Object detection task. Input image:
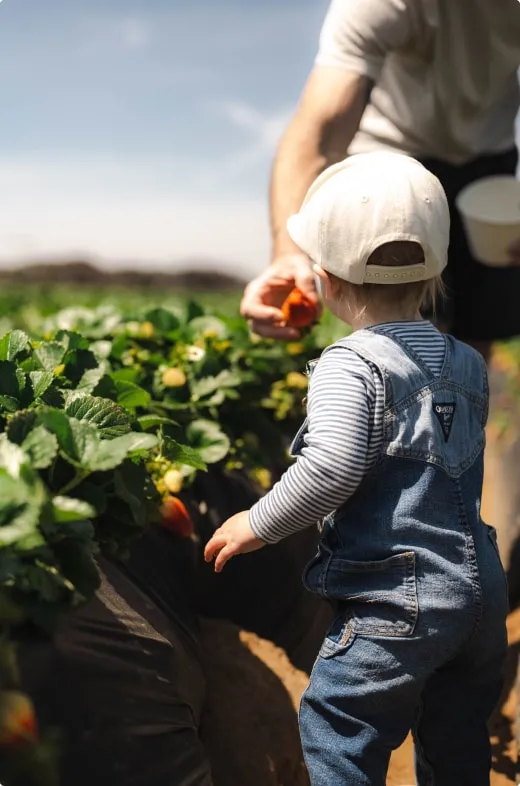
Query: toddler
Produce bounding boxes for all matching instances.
[205,152,508,786]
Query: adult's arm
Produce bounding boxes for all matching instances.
[241,0,416,339]
[241,67,371,339]
[270,66,372,261]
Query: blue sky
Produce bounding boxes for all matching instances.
[0,0,330,275]
[0,1,518,277]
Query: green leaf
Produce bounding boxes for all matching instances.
[0,330,30,361]
[81,438,129,472]
[108,431,158,454]
[54,330,90,351]
[115,380,152,410]
[74,481,107,515]
[56,517,96,544]
[0,436,27,477]
[64,348,100,382]
[16,367,27,391]
[34,341,66,372]
[39,409,74,452]
[29,370,55,399]
[156,398,191,411]
[138,414,178,431]
[69,419,101,465]
[0,469,46,550]
[161,435,207,470]
[0,395,19,412]
[144,307,180,333]
[7,410,37,444]
[89,340,113,360]
[113,462,148,528]
[187,316,229,340]
[77,364,109,393]
[23,561,73,602]
[40,410,97,465]
[111,368,140,383]
[0,360,20,399]
[83,431,158,472]
[65,395,132,438]
[191,369,243,400]
[185,300,205,322]
[204,389,226,406]
[186,419,230,464]
[52,496,96,522]
[22,425,59,469]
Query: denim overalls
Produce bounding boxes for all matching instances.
[295,328,508,786]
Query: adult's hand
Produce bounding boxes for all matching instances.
[508,238,520,265]
[240,254,319,340]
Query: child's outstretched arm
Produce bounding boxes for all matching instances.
[249,345,376,544]
[205,346,378,571]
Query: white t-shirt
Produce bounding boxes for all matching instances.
[316,0,520,164]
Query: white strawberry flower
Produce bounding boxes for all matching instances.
[187,345,205,362]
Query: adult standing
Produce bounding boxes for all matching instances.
[241,0,520,361]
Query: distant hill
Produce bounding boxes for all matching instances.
[0,260,247,291]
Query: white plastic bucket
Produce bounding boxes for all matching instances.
[455,175,520,266]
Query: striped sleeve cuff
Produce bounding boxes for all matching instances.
[249,498,283,545]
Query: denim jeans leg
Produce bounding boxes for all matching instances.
[412,652,505,786]
[299,635,423,786]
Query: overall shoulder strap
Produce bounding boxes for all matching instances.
[329,330,432,407]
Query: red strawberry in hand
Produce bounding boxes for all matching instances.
[281,287,319,329]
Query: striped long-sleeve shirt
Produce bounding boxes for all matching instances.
[249,321,447,544]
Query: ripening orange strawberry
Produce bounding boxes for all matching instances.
[160,496,194,538]
[281,288,318,329]
[0,690,38,748]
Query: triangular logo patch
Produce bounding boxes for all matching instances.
[433,402,456,442]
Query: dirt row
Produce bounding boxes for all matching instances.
[200,607,520,786]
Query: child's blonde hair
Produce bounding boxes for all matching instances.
[335,241,444,316]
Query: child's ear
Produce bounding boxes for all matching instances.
[313,264,338,300]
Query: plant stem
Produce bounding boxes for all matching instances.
[57,470,90,496]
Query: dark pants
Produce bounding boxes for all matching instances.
[421,148,519,342]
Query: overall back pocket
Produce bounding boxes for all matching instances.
[322,551,418,639]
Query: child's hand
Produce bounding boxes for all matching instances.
[204,511,265,573]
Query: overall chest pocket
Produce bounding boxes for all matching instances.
[318,552,419,658]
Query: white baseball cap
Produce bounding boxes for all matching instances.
[287,152,450,285]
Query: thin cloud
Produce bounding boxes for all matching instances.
[219,100,291,147]
[117,17,152,52]
[199,100,292,183]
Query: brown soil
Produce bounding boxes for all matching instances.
[199,617,310,786]
[200,612,520,786]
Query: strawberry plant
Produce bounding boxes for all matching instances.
[2,285,519,784]
[0,297,329,785]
